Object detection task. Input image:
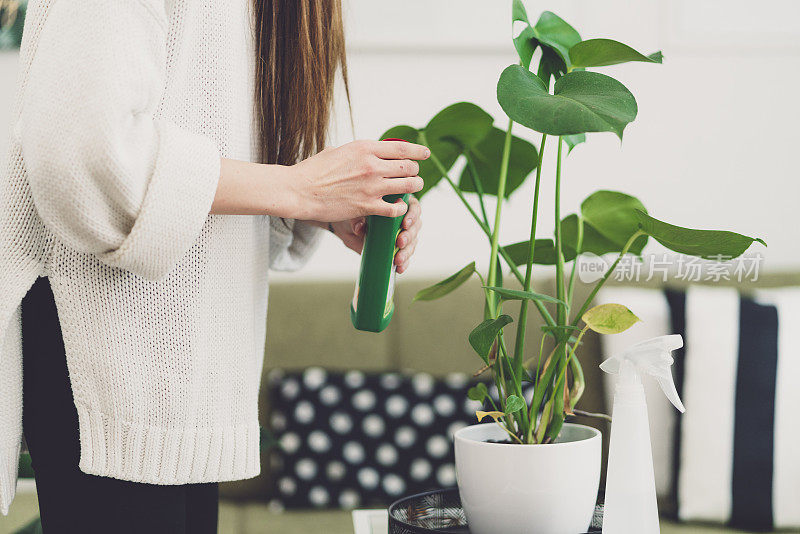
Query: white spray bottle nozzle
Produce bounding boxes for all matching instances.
[600,334,685,413]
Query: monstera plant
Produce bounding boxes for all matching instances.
[382,2,764,446]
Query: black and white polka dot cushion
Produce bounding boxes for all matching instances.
[266,368,489,509]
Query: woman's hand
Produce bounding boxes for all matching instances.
[328,195,422,274]
[328,218,367,254]
[288,140,429,222]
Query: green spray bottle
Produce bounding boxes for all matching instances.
[350,138,411,332]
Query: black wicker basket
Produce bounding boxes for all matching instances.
[387,488,603,534]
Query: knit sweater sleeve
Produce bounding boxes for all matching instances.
[19,0,220,281]
[268,217,323,272]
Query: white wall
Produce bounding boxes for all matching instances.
[2,0,798,282]
[313,0,800,281]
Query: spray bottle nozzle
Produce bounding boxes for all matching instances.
[600,334,686,413]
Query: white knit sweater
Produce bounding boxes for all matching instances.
[0,0,323,514]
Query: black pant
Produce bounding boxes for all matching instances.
[21,277,219,533]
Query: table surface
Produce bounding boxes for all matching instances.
[1,490,781,534]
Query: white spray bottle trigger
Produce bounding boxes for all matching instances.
[599,334,686,413]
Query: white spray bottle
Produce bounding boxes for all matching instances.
[600,334,685,534]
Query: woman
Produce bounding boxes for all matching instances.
[0,0,427,532]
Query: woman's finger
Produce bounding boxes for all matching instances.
[396,258,411,274]
[381,176,424,196]
[395,227,418,257]
[351,217,366,236]
[379,159,419,178]
[371,198,407,218]
[371,140,430,161]
[396,221,420,249]
[395,240,416,269]
[403,198,422,229]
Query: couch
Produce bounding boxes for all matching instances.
[5,272,799,534]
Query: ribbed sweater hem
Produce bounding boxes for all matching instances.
[76,405,261,485]
[0,443,20,515]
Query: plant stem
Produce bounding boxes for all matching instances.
[487,119,514,316]
[419,134,557,329]
[494,338,515,432]
[571,229,646,326]
[567,214,584,307]
[528,345,559,432]
[465,154,490,226]
[564,326,589,409]
[535,399,553,443]
[554,137,566,326]
[569,355,585,409]
[499,336,530,437]
[513,133,547,380]
[526,334,549,443]
[537,137,568,442]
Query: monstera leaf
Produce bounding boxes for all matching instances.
[497,66,638,139]
[512,0,537,69]
[560,214,643,256]
[413,262,476,302]
[510,6,581,88]
[570,38,663,68]
[531,11,581,67]
[381,103,493,198]
[504,238,577,266]
[580,191,649,253]
[635,211,765,259]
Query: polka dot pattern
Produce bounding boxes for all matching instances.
[267,370,493,509]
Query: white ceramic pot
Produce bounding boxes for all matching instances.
[454,422,601,534]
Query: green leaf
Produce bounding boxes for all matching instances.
[635,211,766,260]
[381,124,418,145]
[514,26,538,70]
[505,394,526,414]
[425,102,494,150]
[483,286,566,307]
[468,382,489,402]
[561,214,626,256]
[507,212,646,264]
[381,124,456,199]
[512,0,537,69]
[532,11,581,67]
[546,412,565,441]
[513,11,581,88]
[382,103,493,199]
[504,238,577,266]
[418,141,460,199]
[563,133,586,153]
[580,191,649,252]
[497,67,638,139]
[469,315,514,363]
[582,303,640,334]
[413,262,476,302]
[458,127,538,198]
[570,38,663,68]
[512,0,530,25]
[535,48,563,90]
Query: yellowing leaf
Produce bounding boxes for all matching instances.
[476,410,506,423]
[582,303,640,335]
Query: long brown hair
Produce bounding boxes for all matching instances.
[254,0,349,166]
